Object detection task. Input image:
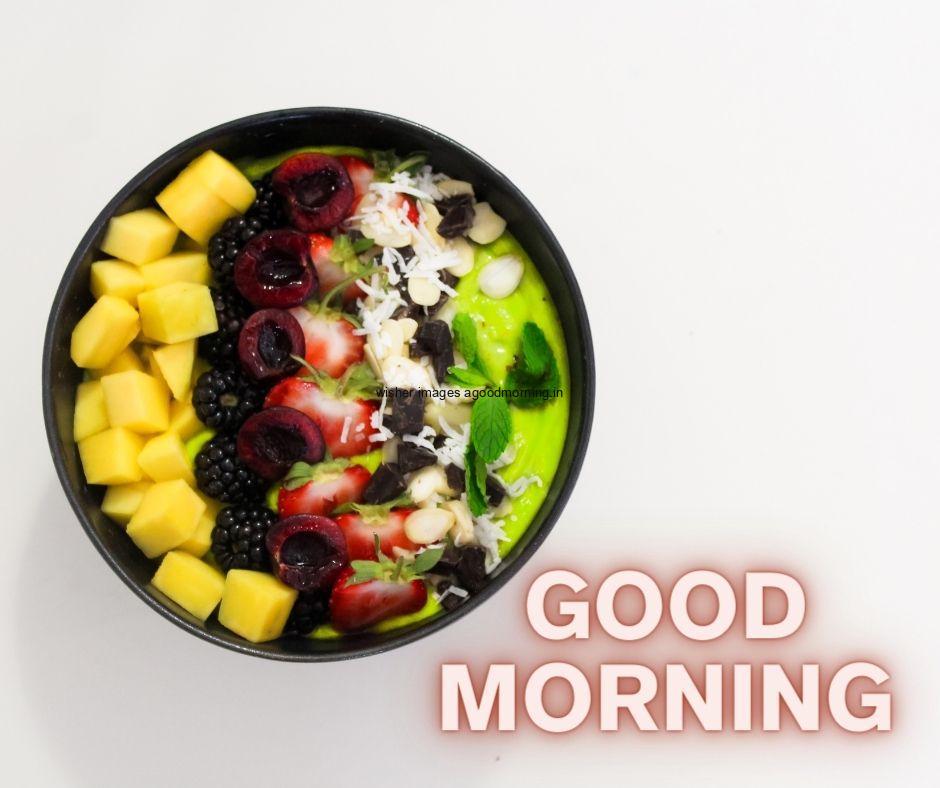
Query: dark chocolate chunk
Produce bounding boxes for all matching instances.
[456,546,488,593]
[435,580,464,612]
[435,194,475,239]
[445,463,466,493]
[361,463,407,504]
[413,319,455,382]
[485,476,505,507]
[385,388,426,436]
[434,544,462,576]
[397,442,438,474]
[414,319,451,354]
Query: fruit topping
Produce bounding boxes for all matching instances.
[236,406,326,480]
[272,153,355,232]
[335,507,417,560]
[412,319,455,382]
[192,367,265,431]
[283,590,331,636]
[289,307,364,379]
[266,514,348,592]
[307,233,366,306]
[396,442,438,474]
[198,288,253,367]
[384,389,426,436]
[194,434,267,504]
[435,193,476,238]
[206,175,285,286]
[279,459,372,517]
[328,541,442,632]
[234,229,317,308]
[361,463,406,504]
[238,308,305,381]
[211,504,277,572]
[338,155,375,209]
[264,377,376,458]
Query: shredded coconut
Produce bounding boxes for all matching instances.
[339,416,352,445]
[473,512,510,571]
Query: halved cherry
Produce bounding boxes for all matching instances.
[272,153,355,232]
[236,406,325,480]
[238,308,305,381]
[266,514,349,592]
[234,229,317,308]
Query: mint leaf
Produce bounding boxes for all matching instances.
[521,322,551,377]
[371,150,399,181]
[470,396,512,463]
[464,444,488,516]
[413,546,444,574]
[451,313,478,366]
[446,366,490,388]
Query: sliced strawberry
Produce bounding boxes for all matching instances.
[330,566,427,632]
[385,193,420,226]
[265,376,375,458]
[338,156,374,209]
[307,233,363,306]
[279,464,372,517]
[335,508,418,560]
[288,306,364,379]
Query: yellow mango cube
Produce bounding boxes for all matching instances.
[168,396,203,440]
[126,479,205,558]
[101,208,179,265]
[188,151,256,212]
[101,481,152,524]
[78,428,145,484]
[151,340,195,401]
[156,169,238,245]
[89,347,145,380]
[137,283,218,344]
[90,260,146,303]
[138,431,194,485]
[178,504,217,558]
[140,252,211,290]
[152,550,225,621]
[101,370,169,433]
[218,570,298,643]
[70,295,140,369]
[73,380,109,441]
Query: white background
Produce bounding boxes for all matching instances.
[2,1,939,785]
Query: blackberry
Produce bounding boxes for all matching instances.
[192,367,264,431]
[211,504,277,572]
[194,434,266,504]
[283,591,330,636]
[207,175,285,287]
[198,288,253,367]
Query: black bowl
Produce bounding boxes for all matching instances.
[42,108,594,661]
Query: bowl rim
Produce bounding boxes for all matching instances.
[42,107,595,661]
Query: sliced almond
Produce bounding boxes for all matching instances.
[478,254,524,299]
[408,276,442,306]
[396,317,419,342]
[381,356,432,389]
[467,202,506,244]
[407,465,450,504]
[446,237,475,277]
[369,319,405,362]
[437,179,475,198]
[441,499,475,546]
[404,507,456,545]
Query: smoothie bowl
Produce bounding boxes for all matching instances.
[43,108,593,660]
